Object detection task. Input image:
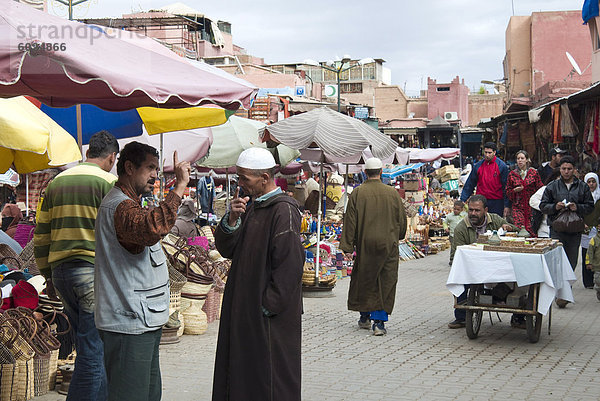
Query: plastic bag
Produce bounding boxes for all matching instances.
[552,209,584,233]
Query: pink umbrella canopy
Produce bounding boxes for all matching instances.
[406,147,460,162]
[0,0,257,111]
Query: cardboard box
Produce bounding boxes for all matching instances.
[403,180,421,191]
[437,165,457,175]
[405,190,425,204]
[440,171,460,182]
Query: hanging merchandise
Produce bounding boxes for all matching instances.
[585,103,594,144]
[519,121,536,158]
[551,104,562,144]
[591,102,600,156]
[560,103,579,138]
[499,121,508,145]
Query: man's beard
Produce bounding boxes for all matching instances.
[469,216,484,226]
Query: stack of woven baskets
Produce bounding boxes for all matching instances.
[0,306,65,400]
[162,232,229,336]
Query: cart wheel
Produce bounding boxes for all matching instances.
[465,285,483,340]
[526,284,542,343]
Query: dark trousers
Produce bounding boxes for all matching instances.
[551,229,581,272]
[486,198,504,217]
[99,329,162,401]
[454,285,470,321]
[52,261,107,401]
[581,248,595,288]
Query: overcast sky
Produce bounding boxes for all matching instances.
[49,0,585,96]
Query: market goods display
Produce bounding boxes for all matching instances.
[160,228,232,338]
[477,236,561,254]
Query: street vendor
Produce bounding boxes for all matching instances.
[448,194,515,329]
[94,143,191,401]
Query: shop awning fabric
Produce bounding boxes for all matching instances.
[0,0,257,111]
[40,103,235,144]
[382,163,425,179]
[406,147,460,162]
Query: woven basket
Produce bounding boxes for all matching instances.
[202,276,224,324]
[169,291,181,316]
[0,318,35,363]
[18,242,38,276]
[0,339,17,401]
[18,242,33,265]
[0,245,22,271]
[178,299,191,337]
[33,356,49,396]
[181,282,212,299]
[13,222,35,250]
[168,261,187,293]
[198,226,214,242]
[0,361,17,401]
[182,299,207,335]
[47,350,58,391]
[16,358,34,401]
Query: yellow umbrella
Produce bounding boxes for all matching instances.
[137,107,235,135]
[0,96,82,173]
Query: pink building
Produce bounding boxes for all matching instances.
[504,11,591,111]
[426,76,469,124]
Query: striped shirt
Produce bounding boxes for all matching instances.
[34,163,116,278]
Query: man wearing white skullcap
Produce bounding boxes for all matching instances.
[340,157,406,336]
[212,147,304,401]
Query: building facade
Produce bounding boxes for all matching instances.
[504,11,592,111]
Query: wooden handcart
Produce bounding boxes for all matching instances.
[454,282,550,343]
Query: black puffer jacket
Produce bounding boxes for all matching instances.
[539,177,594,226]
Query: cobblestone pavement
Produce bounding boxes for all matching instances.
[37,249,600,400]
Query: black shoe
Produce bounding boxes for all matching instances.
[358,316,371,329]
[372,320,387,336]
[510,315,526,330]
[448,319,466,329]
[555,298,568,308]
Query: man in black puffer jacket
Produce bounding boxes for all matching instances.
[540,156,594,307]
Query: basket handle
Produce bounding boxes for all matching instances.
[52,311,72,337]
[35,304,57,325]
[0,317,20,348]
[0,256,22,270]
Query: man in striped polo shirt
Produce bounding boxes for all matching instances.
[34,131,118,401]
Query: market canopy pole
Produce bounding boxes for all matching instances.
[315,162,324,284]
[159,133,164,200]
[344,164,349,213]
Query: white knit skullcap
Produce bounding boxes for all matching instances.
[364,157,382,169]
[236,147,276,169]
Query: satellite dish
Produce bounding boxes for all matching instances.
[566,51,582,75]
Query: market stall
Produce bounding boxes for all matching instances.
[447,238,576,343]
[261,106,398,289]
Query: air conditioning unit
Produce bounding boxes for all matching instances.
[444,111,458,121]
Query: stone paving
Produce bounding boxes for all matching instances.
[37,249,600,400]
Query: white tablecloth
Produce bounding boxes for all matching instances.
[446,245,576,315]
